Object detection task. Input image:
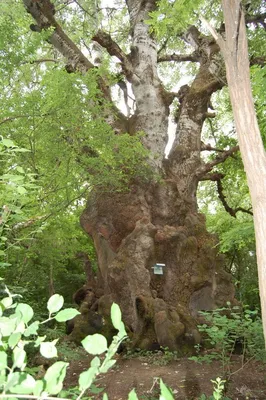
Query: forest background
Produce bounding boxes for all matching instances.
[0,0,265,340]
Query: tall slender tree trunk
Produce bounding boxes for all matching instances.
[211,0,266,346]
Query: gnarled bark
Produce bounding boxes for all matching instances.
[23,0,236,351]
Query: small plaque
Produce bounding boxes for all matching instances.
[152,263,165,275]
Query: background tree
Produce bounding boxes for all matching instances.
[204,0,266,344]
[1,0,265,350]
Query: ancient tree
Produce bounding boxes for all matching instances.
[22,0,262,351]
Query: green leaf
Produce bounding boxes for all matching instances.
[90,383,104,394]
[1,139,16,147]
[91,356,101,368]
[78,367,98,391]
[159,379,174,400]
[82,334,108,355]
[16,303,34,324]
[9,373,36,394]
[100,359,116,374]
[16,166,24,174]
[1,296,13,309]
[103,394,108,400]
[0,317,17,336]
[54,308,80,322]
[33,380,44,396]
[8,332,22,348]
[40,340,58,359]
[0,351,7,370]
[111,303,122,330]
[128,389,139,400]
[47,294,64,314]
[13,347,26,370]
[24,321,40,337]
[17,186,27,195]
[44,361,68,395]
[5,372,20,392]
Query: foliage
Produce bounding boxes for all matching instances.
[199,378,231,400]
[0,288,128,399]
[0,289,79,396]
[189,305,266,374]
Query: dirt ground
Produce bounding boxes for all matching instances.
[65,353,266,399]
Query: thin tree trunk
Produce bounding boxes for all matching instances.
[213,0,266,346]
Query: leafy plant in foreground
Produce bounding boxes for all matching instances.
[189,305,266,374]
[0,289,230,400]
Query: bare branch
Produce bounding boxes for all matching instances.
[250,56,266,67]
[200,173,253,218]
[246,12,266,26]
[92,30,133,78]
[0,114,49,126]
[197,145,240,176]
[200,142,224,152]
[157,51,199,63]
[215,176,253,218]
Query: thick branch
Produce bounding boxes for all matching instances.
[200,142,224,152]
[246,12,266,25]
[200,173,253,218]
[157,51,199,63]
[22,0,128,132]
[197,145,240,177]
[92,30,133,78]
[216,176,253,218]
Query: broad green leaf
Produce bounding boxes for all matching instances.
[54,308,80,322]
[35,336,46,346]
[0,317,17,336]
[16,166,24,174]
[8,332,22,348]
[24,321,40,337]
[40,340,58,359]
[90,383,104,394]
[14,321,25,334]
[82,334,108,355]
[17,186,27,195]
[47,294,64,314]
[16,303,34,324]
[33,380,44,396]
[78,367,98,391]
[99,359,116,374]
[44,361,68,395]
[128,389,139,400]
[159,379,174,400]
[2,139,15,147]
[9,373,36,394]
[0,351,7,370]
[5,372,20,392]
[1,296,13,309]
[91,356,101,368]
[13,347,26,370]
[118,321,127,338]
[111,303,122,330]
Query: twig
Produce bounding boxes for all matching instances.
[230,355,255,376]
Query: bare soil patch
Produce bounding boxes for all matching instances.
[65,354,266,399]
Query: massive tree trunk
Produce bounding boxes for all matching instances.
[23,0,236,351]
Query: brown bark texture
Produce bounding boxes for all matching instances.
[215,0,266,347]
[22,0,237,351]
